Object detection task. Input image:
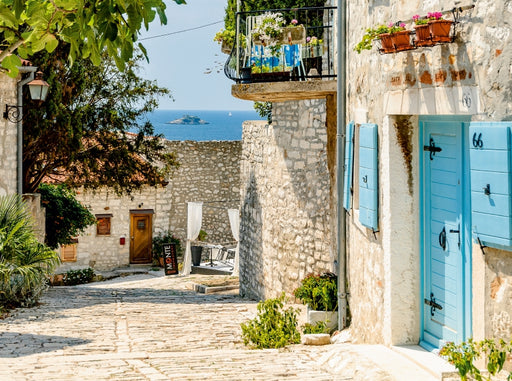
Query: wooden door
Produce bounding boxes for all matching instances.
[130,213,153,264]
[421,117,470,348]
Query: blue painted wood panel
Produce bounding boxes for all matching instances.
[359,123,378,230]
[469,122,512,247]
[343,121,355,211]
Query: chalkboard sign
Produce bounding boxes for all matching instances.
[162,243,178,275]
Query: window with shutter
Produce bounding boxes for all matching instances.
[358,123,379,230]
[469,121,512,248]
[343,121,355,211]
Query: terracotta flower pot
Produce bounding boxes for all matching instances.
[391,30,414,51]
[414,24,434,46]
[379,33,394,53]
[428,20,453,43]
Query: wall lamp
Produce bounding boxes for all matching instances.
[3,71,49,123]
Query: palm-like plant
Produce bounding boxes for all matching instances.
[0,195,60,307]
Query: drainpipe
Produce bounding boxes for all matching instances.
[336,0,348,329]
[17,66,38,195]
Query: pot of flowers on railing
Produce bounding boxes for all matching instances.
[388,22,414,52]
[427,12,453,43]
[354,24,393,54]
[412,14,434,47]
[294,272,338,332]
[214,28,246,54]
[252,12,286,48]
[303,36,323,58]
[278,19,306,45]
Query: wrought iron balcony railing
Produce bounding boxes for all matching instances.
[224,6,337,84]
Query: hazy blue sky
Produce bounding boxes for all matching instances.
[139,0,252,111]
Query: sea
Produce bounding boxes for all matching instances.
[144,109,264,141]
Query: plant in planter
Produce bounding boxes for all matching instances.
[214,28,247,54]
[152,231,182,267]
[412,14,434,47]
[427,12,453,43]
[252,12,286,54]
[387,22,414,52]
[294,272,338,332]
[191,229,207,266]
[354,24,391,54]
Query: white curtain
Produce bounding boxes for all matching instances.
[228,208,240,276]
[181,202,203,275]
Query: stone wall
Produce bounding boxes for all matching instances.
[0,74,17,196]
[56,140,241,272]
[239,100,336,300]
[345,0,512,344]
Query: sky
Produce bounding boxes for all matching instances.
[138,0,252,111]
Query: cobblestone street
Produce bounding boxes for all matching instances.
[0,273,438,380]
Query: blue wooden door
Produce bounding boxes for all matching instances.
[421,118,469,348]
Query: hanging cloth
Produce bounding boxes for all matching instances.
[181,202,203,275]
[228,208,240,276]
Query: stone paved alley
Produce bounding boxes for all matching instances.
[0,272,441,380]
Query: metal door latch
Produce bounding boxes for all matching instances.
[424,292,443,317]
[424,138,442,160]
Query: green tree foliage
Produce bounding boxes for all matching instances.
[0,195,60,308]
[22,43,178,194]
[293,272,338,311]
[38,184,96,249]
[0,0,186,77]
[241,293,301,349]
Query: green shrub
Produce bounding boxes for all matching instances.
[152,231,183,264]
[294,272,338,311]
[63,268,95,286]
[302,321,329,334]
[241,293,300,349]
[0,195,60,308]
[440,338,512,381]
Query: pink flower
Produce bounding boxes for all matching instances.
[399,22,406,28]
[306,36,311,42]
[412,14,420,21]
[388,22,394,28]
[291,19,298,25]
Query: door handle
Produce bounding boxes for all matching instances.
[131,236,134,240]
[439,227,446,251]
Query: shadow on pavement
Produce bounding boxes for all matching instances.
[0,333,90,358]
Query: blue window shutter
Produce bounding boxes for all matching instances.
[343,121,355,210]
[359,123,378,230]
[469,122,512,248]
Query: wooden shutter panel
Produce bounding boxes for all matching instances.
[358,123,378,230]
[469,122,512,248]
[343,121,355,210]
[61,244,77,262]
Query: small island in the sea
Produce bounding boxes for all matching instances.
[167,114,209,125]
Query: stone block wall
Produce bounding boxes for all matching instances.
[56,140,241,272]
[0,74,18,196]
[239,100,335,300]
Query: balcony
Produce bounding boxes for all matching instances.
[224,6,338,102]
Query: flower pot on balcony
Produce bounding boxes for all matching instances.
[278,25,306,45]
[378,33,394,53]
[303,44,322,58]
[251,71,291,82]
[391,30,414,52]
[428,20,453,43]
[221,40,233,54]
[191,246,202,266]
[414,24,434,47]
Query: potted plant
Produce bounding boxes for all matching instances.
[252,12,285,51]
[354,24,392,54]
[427,12,453,43]
[412,14,434,47]
[191,229,207,266]
[152,231,182,267]
[214,28,247,54]
[388,22,414,52]
[294,272,338,332]
[278,18,306,45]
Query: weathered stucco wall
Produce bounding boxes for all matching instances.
[239,100,336,300]
[56,140,241,272]
[346,0,512,344]
[0,74,17,196]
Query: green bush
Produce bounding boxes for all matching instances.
[63,268,95,286]
[294,272,338,311]
[440,338,512,381]
[0,195,60,308]
[241,293,300,349]
[302,321,329,334]
[152,231,183,263]
[38,184,96,249]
